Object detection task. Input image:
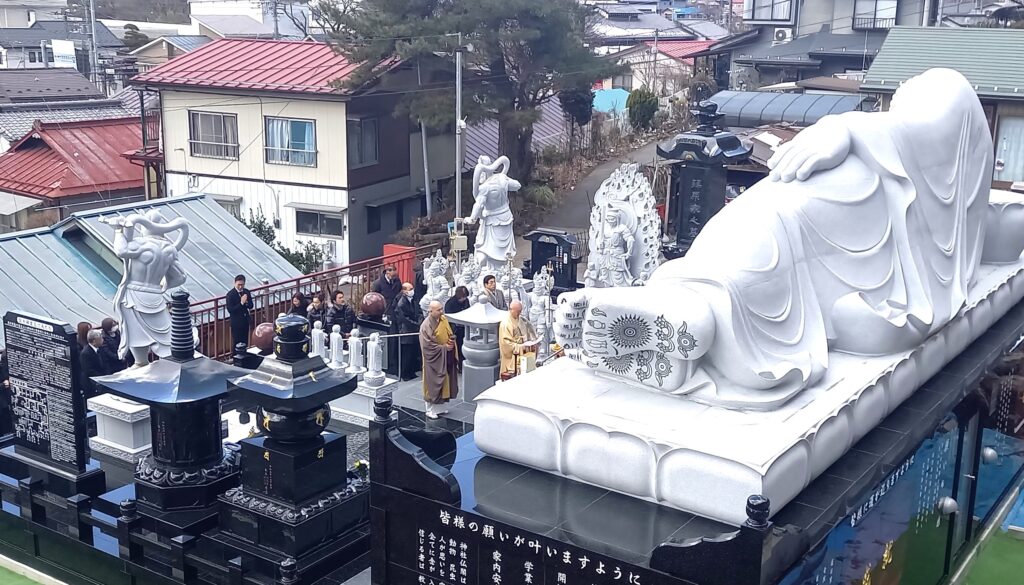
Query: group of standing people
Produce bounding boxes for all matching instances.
[77,318,129,397]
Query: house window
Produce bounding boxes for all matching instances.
[44,48,53,63]
[295,209,345,238]
[215,199,241,219]
[853,0,897,29]
[366,206,381,234]
[27,51,37,63]
[995,116,1024,183]
[611,73,633,90]
[347,117,378,168]
[188,111,239,159]
[265,117,316,166]
[744,0,793,22]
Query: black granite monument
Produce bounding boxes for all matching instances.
[1,311,104,498]
[658,101,750,259]
[524,229,581,294]
[95,290,246,561]
[214,313,370,583]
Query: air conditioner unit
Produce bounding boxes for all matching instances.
[772,27,793,45]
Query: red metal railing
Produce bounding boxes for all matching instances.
[190,243,440,360]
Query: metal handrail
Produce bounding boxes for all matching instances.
[190,242,440,360]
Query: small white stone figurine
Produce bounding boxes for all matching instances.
[311,321,326,359]
[347,327,367,375]
[329,324,346,369]
[364,332,385,387]
[529,266,553,359]
[420,249,452,316]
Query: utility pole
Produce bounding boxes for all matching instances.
[272,0,280,39]
[652,28,659,92]
[454,32,464,218]
[87,0,99,87]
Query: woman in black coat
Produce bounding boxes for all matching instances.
[99,317,125,373]
[444,286,470,367]
[288,292,309,317]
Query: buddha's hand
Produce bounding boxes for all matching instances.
[768,115,851,183]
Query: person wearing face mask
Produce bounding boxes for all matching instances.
[99,317,127,373]
[395,282,422,380]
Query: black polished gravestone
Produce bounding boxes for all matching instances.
[370,395,781,585]
[212,313,370,584]
[95,290,246,542]
[1,311,105,498]
[524,229,581,294]
[657,101,750,259]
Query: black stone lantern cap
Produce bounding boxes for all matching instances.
[228,313,357,413]
[93,289,246,405]
[95,357,245,405]
[656,132,751,166]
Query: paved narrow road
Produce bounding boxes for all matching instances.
[546,140,662,231]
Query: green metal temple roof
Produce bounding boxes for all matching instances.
[863,26,1024,101]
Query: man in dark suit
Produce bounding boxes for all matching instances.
[479,274,508,310]
[80,329,109,398]
[225,274,254,351]
[394,282,422,380]
[371,264,402,317]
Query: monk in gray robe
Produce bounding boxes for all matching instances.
[420,300,460,418]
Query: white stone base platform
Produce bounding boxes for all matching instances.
[474,259,1024,526]
[330,378,399,427]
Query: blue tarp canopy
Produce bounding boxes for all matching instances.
[708,90,873,128]
[593,88,630,114]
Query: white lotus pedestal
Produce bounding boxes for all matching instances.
[86,393,151,464]
[448,302,508,401]
[475,259,1024,526]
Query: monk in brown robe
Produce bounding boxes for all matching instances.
[420,300,460,419]
[499,300,538,378]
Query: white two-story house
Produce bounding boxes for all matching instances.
[131,38,455,265]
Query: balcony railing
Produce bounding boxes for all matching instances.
[853,16,895,29]
[190,243,440,360]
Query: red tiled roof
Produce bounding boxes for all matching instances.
[645,40,716,63]
[0,118,144,199]
[133,38,363,96]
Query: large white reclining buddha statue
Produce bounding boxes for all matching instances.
[474,69,1024,525]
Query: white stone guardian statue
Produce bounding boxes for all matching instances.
[555,68,996,407]
[465,155,521,274]
[103,210,190,365]
[583,163,662,288]
[420,250,452,316]
[529,266,554,359]
[454,255,482,305]
[498,262,530,313]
